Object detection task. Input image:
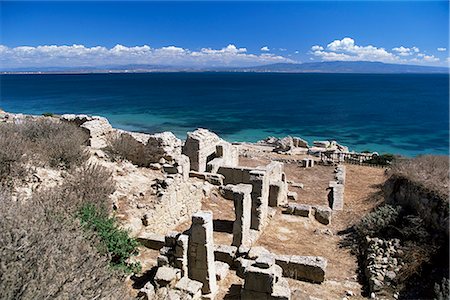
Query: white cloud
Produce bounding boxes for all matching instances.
[437,47,447,52]
[312,37,397,62]
[279,48,287,52]
[0,43,295,69]
[294,51,299,54]
[392,46,420,56]
[310,37,442,66]
[260,46,270,51]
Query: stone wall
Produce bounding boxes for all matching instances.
[142,177,204,234]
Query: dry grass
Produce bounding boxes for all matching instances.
[389,155,449,198]
[0,120,89,183]
[106,133,152,167]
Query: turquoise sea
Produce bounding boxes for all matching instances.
[0,73,448,157]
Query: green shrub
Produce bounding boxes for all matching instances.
[355,204,401,237]
[42,112,54,117]
[78,203,141,273]
[365,153,395,166]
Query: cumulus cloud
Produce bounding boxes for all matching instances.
[0,43,295,69]
[310,37,441,65]
[260,46,270,51]
[392,46,420,56]
[437,47,447,52]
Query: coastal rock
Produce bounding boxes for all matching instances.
[80,117,113,149]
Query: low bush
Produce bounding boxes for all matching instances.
[0,125,28,183]
[78,203,141,274]
[0,190,129,300]
[106,133,151,167]
[365,153,396,166]
[64,163,116,209]
[355,204,401,238]
[388,155,449,197]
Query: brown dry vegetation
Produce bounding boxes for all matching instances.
[0,120,89,186]
[389,155,449,198]
[0,120,133,299]
[106,133,152,167]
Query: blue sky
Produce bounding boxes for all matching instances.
[0,1,448,68]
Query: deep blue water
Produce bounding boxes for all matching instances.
[0,73,448,156]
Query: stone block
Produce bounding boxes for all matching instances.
[182,128,221,172]
[154,266,180,288]
[248,246,271,260]
[249,170,269,231]
[138,282,155,300]
[272,277,291,300]
[188,211,217,295]
[231,184,253,248]
[275,255,327,283]
[254,253,275,269]
[214,244,237,266]
[287,191,298,201]
[241,289,269,300]
[235,257,253,278]
[269,181,288,207]
[293,204,312,217]
[157,255,169,267]
[313,206,332,225]
[215,261,230,281]
[165,231,180,247]
[136,232,165,250]
[175,277,203,299]
[243,264,281,294]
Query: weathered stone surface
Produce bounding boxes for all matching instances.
[215,261,230,281]
[189,171,224,186]
[80,117,113,149]
[254,253,275,269]
[217,166,254,185]
[175,277,203,299]
[136,232,165,250]
[292,204,312,217]
[235,257,253,278]
[274,255,327,283]
[154,266,180,288]
[243,263,283,294]
[249,170,269,231]
[328,181,345,211]
[188,211,217,295]
[313,206,332,225]
[144,177,203,234]
[183,129,221,172]
[272,277,291,300]
[248,246,271,260]
[214,244,237,266]
[138,282,155,300]
[146,131,182,163]
[292,137,309,148]
[269,181,288,207]
[231,184,253,248]
[287,191,298,201]
[274,136,294,153]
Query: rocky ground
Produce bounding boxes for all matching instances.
[125,144,386,300]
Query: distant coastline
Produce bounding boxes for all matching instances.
[1,61,449,75]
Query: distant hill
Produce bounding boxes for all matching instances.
[235,61,449,74]
[1,61,448,74]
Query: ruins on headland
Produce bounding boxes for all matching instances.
[0,111,384,299]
